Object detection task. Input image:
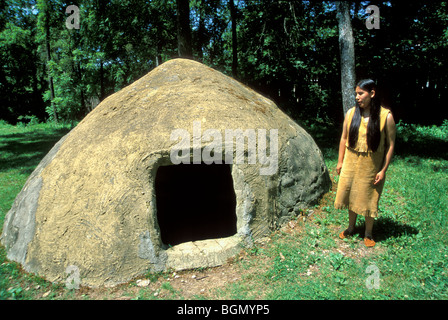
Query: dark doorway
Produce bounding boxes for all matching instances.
[155,163,237,246]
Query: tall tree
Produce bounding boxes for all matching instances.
[336,1,356,115]
[176,0,192,58]
[36,0,58,123]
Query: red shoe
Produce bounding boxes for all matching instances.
[339,229,353,240]
[364,237,376,247]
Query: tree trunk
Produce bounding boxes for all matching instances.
[176,0,192,58]
[155,42,163,66]
[100,59,105,100]
[44,18,58,123]
[76,62,87,115]
[229,0,238,78]
[336,1,356,115]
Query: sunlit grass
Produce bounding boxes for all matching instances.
[0,119,447,299]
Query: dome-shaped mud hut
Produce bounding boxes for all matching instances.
[1,59,331,287]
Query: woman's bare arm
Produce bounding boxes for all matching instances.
[374,112,396,185]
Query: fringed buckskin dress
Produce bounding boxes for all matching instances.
[334,106,391,218]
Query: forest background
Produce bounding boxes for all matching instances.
[1,0,448,127]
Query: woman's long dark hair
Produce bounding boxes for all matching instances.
[348,79,381,152]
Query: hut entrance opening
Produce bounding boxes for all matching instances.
[155,163,237,247]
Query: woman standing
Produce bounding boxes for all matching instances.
[334,79,396,247]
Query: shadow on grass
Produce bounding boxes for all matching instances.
[0,128,70,175]
[349,216,420,244]
[348,217,419,244]
[374,216,419,243]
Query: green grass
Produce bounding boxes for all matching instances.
[216,120,448,300]
[0,119,447,300]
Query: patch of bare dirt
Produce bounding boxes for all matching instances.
[67,259,244,300]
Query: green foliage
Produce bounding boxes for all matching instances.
[0,1,46,124]
[397,119,448,142]
[354,2,448,123]
[2,0,447,124]
[236,1,341,121]
[395,119,448,160]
